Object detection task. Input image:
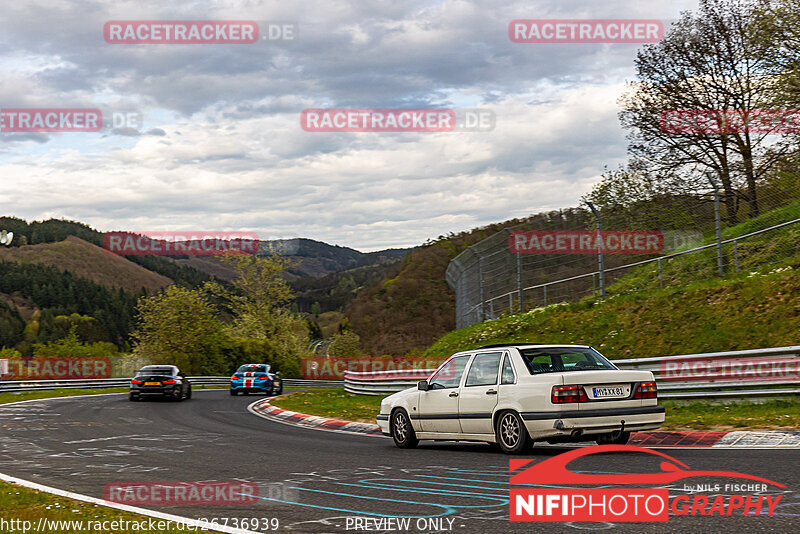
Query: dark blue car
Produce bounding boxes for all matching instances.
[230,364,282,396]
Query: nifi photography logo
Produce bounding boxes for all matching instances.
[510,445,785,523]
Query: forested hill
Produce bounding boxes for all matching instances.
[0,218,218,352]
[0,236,172,293]
[0,217,411,352]
[267,238,410,279]
[345,209,591,356]
[0,217,216,287]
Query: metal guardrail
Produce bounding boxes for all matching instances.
[344,369,433,395]
[0,376,343,393]
[343,346,800,399]
[614,346,800,399]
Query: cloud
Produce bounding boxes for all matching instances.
[0,0,700,250]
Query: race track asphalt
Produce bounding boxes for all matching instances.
[0,389,798,533]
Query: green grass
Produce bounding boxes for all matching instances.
[661,398,800,431]
[0,385,227,405]
[270,388,383,423]
[0,481,189,533]
[270,389,800,431]
[0,388,129,405]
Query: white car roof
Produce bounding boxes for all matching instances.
[451,344,592,357]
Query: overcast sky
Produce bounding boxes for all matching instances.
[0,0,700,251]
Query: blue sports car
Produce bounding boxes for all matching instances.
[230,364,282,396]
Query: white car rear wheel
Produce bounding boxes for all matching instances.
[496,411,533,454]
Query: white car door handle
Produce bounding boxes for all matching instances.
[486,389,497,395]
[449,391,459,397]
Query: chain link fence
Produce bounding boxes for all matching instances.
[447,185,800,329]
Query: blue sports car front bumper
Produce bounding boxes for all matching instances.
[230,377,273,393]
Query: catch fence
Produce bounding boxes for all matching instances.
[447,211,800,329]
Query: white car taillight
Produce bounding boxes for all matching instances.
[634,381,657,399]
[551,385,588,403]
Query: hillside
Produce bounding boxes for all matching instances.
[0,216,414,352]
[291,261,404,313]
[345,216,552,355]
[265,238,409,279]
[0,217,218,288]
[0,236,172,293]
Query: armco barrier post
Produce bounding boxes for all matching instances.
[657,258,663,287]
[516,243,524,311]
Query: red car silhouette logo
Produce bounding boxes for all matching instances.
[511,445,785,487]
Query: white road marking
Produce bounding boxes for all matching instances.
[64,434,142,444]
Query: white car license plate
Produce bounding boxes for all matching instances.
[593,386,625,398]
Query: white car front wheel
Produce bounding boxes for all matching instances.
[391,410,419,449]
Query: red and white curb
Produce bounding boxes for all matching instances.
[248,398,383,436]
[248,398,800,448]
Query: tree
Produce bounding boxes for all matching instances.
[0,300,24,349]
[582,165,714,231]
[619,0,791,223]
[204,254,309,377]
[752,0,800,108]
[32,325,118,357]
[329,330,362,357]
[0,347,21,358]
[131,286,228,374]
[310,301,322,316]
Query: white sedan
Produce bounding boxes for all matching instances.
[376,343,665,453]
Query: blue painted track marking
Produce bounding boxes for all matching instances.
[258,466,512,518]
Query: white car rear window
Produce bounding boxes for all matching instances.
[520,348,616,374]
